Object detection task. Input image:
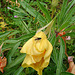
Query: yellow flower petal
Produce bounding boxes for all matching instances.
[44,40,53,59]
[20,31,53,75]
[20,38,33,54]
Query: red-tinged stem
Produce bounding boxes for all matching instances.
[64,40,68,57]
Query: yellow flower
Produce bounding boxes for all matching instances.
[20,31,53,75]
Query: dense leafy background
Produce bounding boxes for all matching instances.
[0,0,75,75]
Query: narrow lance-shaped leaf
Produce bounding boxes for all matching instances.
[21,19,30,33]
[60,72,74,75]
[3,69,16,75]
[65,0,75,14]
[4,40,19,43]
[16,31,35,41]
[37,2,51,22]
[3,66,18,75]
[8,42,21,57]
[58,0,68,25]
[6,54,26,69]
[64,25,75,31]
[33,12,38,24]
[56,37,65,75]
[15,7,28,15]
[8,42,21,64]
[50,33,56,46]
[20,1,47,26]
[7,30,20,37]
[58,6,75,31]
[50,34,58,65]
[13,66,24,75]
[0,31,12,38]
[65,6,75,21]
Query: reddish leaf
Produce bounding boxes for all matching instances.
[66,56,75,75]
[0,57,7,73]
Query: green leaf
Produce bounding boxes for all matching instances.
[8,42,21,64]
[6,54,26,69]
[13,66,24,75]
[52,48,59,65]
[64,25,75,31]
[60,72,74,75]
[3,69,16,75]
[20,1,47,26]
[9,42,21,57]
[16,31,35,41]
[33,12,38,24]
[14,18,25,33]
[64,6,75,23]
[2,43,15,52]
[56,37,65,75]
[66,0,75,14]
[50,34,58,64]
[58,0,68,25]
[50,34,56,46]
[0,31,12,38]
[58,6,75,31]
[3,66,18,75]
[16,7,28,15]
[20,19,30,33]
[4,32,35,44]
[4,40,19,43]
[37,2,51,22]
[8,30,20,37]
[8,56,11,65]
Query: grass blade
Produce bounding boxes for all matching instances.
[6,53,26,69]
[56,37,65,75]
[58,6,75,31]
[58,0,68,25]
[4,40,19,43]
[60,72,74,75]
[64,25,75,31]
[20,1,47,26]
[66,0,75,14]
[8,42,21,64]
[37,2,51,22]
[0,31,12,38]
[13,66,24,75]
[8,42,21,57]
[7,30,20,37]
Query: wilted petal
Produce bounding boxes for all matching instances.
[20,31,53,75]
[0,57,7,73]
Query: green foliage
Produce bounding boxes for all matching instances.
[61,72,74,75]
[0,0,75,75]
[6,54,26,69]
[56,37,65,75]
[37,1,51,22]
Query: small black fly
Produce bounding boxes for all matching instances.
[35,37,41,40]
